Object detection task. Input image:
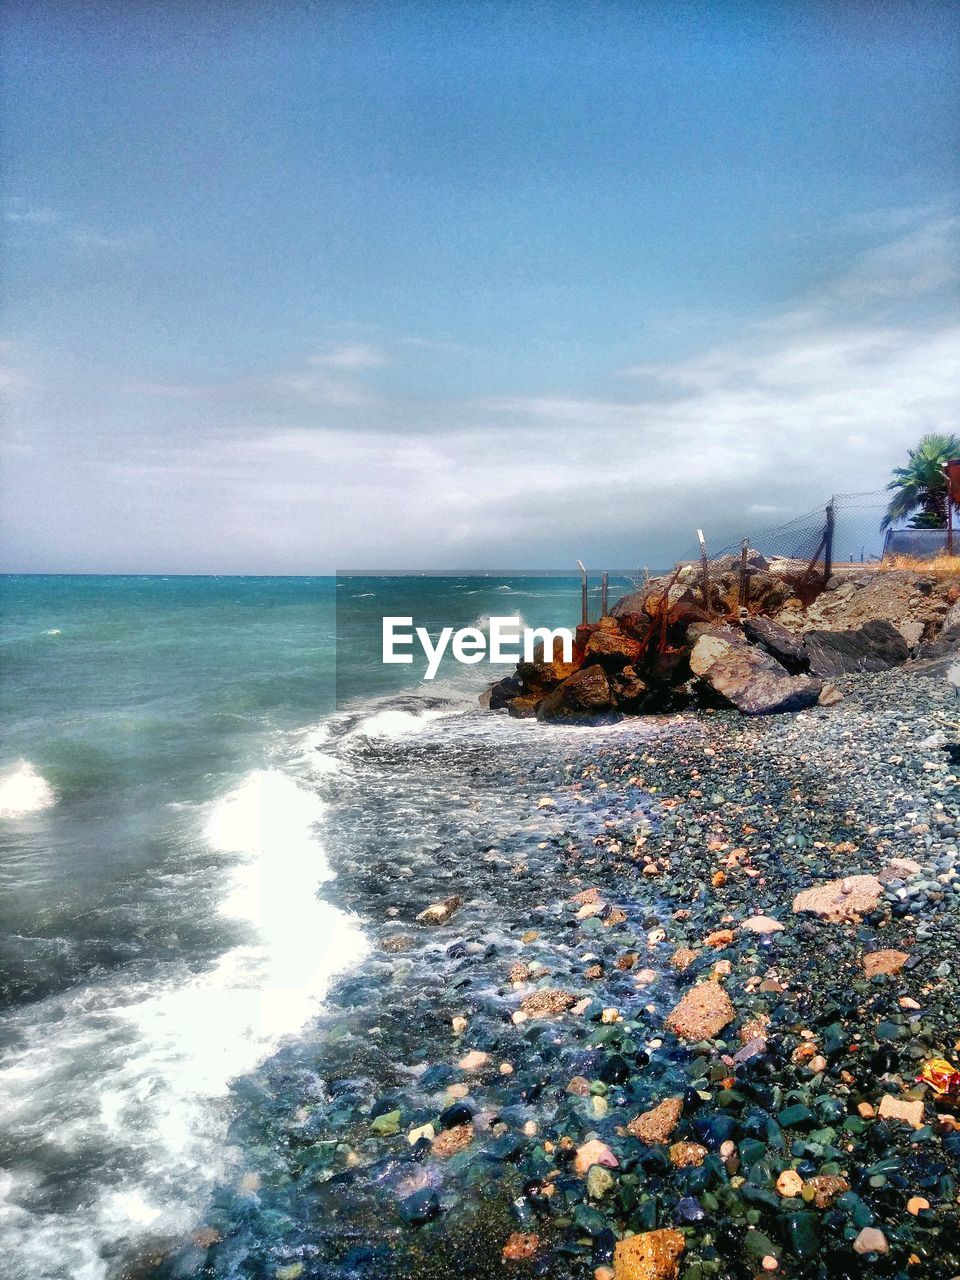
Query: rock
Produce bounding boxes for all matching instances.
[743,570,792,613]
[431,1123,474,1158]
[897,618,925,649]
[502,1233,539,1261]
[566,1076,592,1096]
[536,665,614,724]
[370,1109,402,1136]
[817,682,844,706]
[612,1229,685,1280]
[665,983,735,1040]
[690,629,822,715]
[611,669,650,711]
[879,857,922,883]
[704,928,735,948]
[382,934,415,952]
[416,895,462,925]
[521,989,576,1017]
[741,915,784,935]
[517,635,581,689]
[574,1139,619,1175]
[626,1096,683,1144]
[742,616,809,673]
[804,1174,849,1208]
[670,947,698,971]
[506,697,540,719]
[803,620,909,678]
[776,1169,804,1198]
[943,597,960,640]
[853,1228,888,1256]
[907,1196,931,1215]
[862,949,910,978]
[587,1164,616,1199]
[584,626,643,670]
[483,674,523,710]
[877,1096,924,1128]
[668,1141,707,1168]
[407,1123,435,1144]
[399,1188,440,1226]
[458,1050,490,1071]
[792,875,882,922]
[688,628,737,676]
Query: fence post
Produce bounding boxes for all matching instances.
[738,539,749,609]
[577,560,589,627]
[697,529,710,614]
[600,571,609,617]
[824,501,835,583]
[949,498,954,557]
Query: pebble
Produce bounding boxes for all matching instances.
[853,1227,889,1255]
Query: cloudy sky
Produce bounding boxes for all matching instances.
[2,1,958,572]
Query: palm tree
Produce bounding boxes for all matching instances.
[882,433,960,530]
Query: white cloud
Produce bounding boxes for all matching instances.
[308,343,390,370]
[4,211,958,571]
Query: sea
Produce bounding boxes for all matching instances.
[0,573,636,1280]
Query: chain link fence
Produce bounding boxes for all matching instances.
[676,490,892,587]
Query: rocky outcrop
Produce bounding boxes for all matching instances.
[803,619,910,678]
[481,558,958,724]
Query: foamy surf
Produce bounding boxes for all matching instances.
[0,762,55,819]
[0,766,366,1280]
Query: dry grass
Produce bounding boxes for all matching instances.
[878,553,960,578]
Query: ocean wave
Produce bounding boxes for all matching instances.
[0,763,55,819]
[0,767,366,1280]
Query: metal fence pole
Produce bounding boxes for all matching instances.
[577,560,589,627]
[697,529,710,614]
[824,501,835,583]
[600,571,609,617]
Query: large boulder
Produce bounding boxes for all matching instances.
[611,589,648,619]
[941,598,960,641]
[480,673,522,710]
[536,664,614,724]
[690,629,822,715]
[516,635,581,690]
[742,616,809,673]
[803,619,909,678]
[584,623,643,670]
[611,666,650,712]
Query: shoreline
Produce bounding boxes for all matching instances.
[143,663,960,1280]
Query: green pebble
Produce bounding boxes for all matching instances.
[370,1109,401,1137]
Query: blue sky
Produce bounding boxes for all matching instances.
[2,1,959,571]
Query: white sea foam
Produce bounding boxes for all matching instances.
[0,767,366,1280]
[350,706,451,739]
[0,763,55,819]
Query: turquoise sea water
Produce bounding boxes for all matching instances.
[0,573,631,1280]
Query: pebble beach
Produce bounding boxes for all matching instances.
[147,660,960,1280]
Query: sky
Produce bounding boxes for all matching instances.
[1,0,959,572]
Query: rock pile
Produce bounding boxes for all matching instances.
[482,558,960,723]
